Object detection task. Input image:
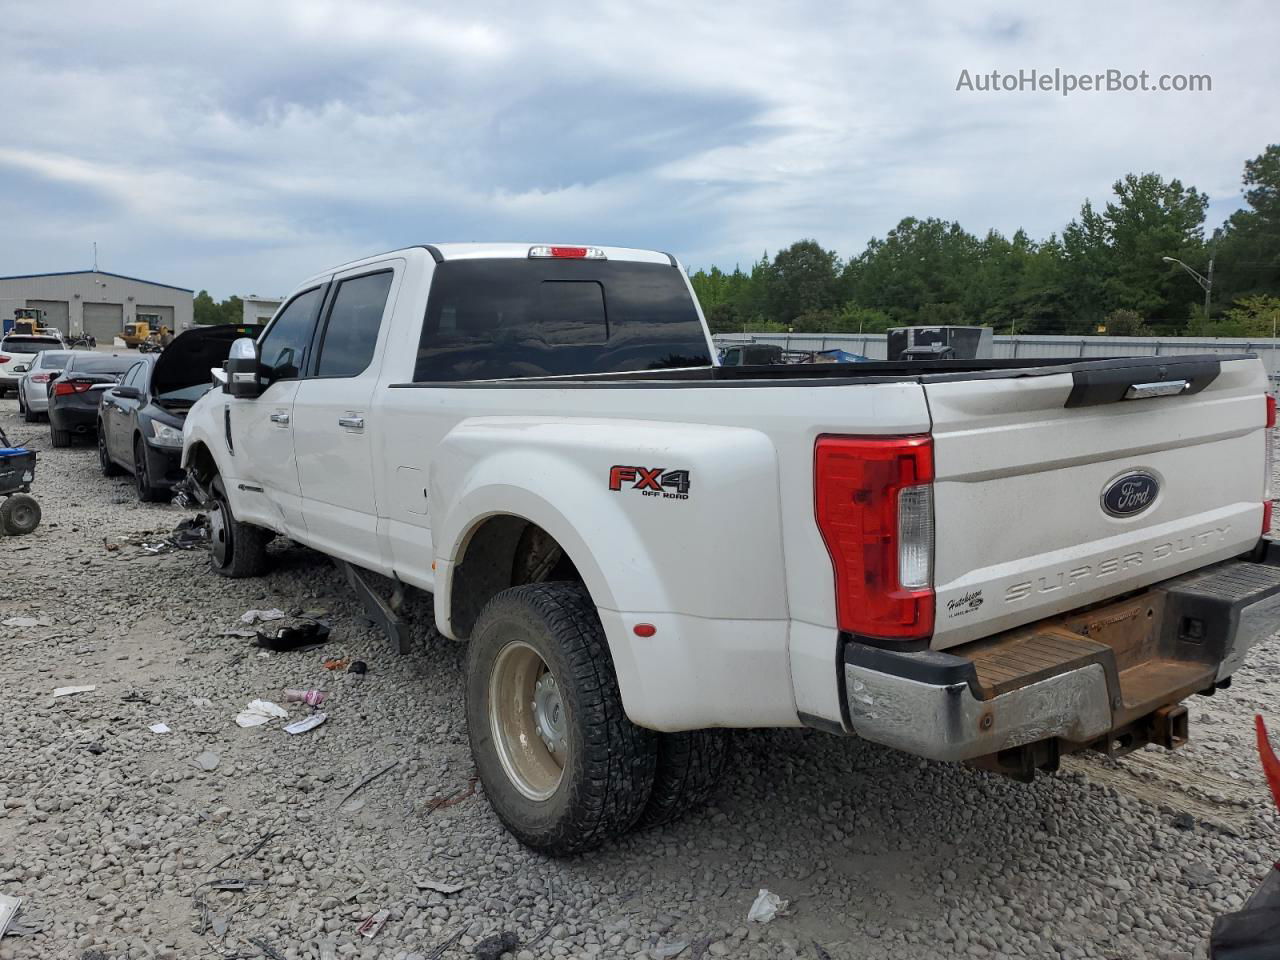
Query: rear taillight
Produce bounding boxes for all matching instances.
[31,373,50,383]
[1265,395,1275,534]
[814,434,935,640]
[53,379,94,396]
[0,355,9,364]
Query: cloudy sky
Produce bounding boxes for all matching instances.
[0,1,1275,298]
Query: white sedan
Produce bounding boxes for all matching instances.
[16,348,72,422]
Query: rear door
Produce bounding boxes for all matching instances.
[926,355,1269,648]
[292,261,400,568]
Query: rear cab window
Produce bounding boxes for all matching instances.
[2,337,63,354]
[315,271,394,378]
[413,259,711,381]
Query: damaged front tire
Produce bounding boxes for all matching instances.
[208,476,270,578]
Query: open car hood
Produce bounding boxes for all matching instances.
[151,324,263,397]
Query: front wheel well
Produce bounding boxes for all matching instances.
[185,441,219,485]
[449,516,581,639]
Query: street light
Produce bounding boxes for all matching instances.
[1163,255,1214,322]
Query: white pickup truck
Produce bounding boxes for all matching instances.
[181,243,1280,855]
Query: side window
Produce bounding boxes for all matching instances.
[258,286,324,381]
[315,271,394,378]
[123,362,145,388]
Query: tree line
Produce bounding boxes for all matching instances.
[690,144,1280,338]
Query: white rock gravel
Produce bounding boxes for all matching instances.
[1,401,1278,960]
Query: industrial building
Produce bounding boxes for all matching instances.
[241,294,283,326]
[0,270,194,341]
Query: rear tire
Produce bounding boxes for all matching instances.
[633,730,729,830]
[98,423,122,476]
[208,476,269,577]
[0,494,41,536]
[49,426,71,448]
[134,437,163,502]
[466,582,656,855]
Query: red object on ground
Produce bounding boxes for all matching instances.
[1255,715,1280,814]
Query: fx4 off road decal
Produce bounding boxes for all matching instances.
[608,466,691,500]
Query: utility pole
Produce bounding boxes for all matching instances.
[1163,256,1213,322]
[93,241,98,272]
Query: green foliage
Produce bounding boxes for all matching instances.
[1102,309,1147,336]
[193,290,246,326]
[688,146,1280,336]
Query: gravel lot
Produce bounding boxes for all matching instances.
[0,397,1276,960]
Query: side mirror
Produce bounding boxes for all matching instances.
[225,338,263,399]
[114,386,142,400]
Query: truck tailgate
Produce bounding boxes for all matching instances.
[926,355,1269,649]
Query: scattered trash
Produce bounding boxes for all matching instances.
[414,878,474,895]
[209,831,279,871]
[4,616,51,628]
[239,608,286,626]
[323,658,350,671]
[338,759,400,808]
[653,940,690,959]
[349,660,368,677]
[194,751,221,771]
[141,514,209,554]
[256,619,331,652]
[284,689,328,706]
[86,742,106,755]
[357,909,390,939]
[149,723,171,734]
[284,714,327,736]
[747,888,788,923]
[426,777,479,815]
[235,699,289,728]
[0,893,21,938]
[473,931,520,960]
[189,696,213,707]
[52,684,96,698]
[210,916,229,937]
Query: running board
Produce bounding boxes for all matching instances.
[334,559,411,655]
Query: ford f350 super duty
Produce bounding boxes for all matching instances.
[180,242,1280,855]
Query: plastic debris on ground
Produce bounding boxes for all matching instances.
[356,909,390,939]
[256,619,331,652]
[140,514,209,554]
[284,689,327,705]
[474,931,520,960]
[239,609,286,626]
[348,660,367,675]
[52,685,96,698]
[284,714,327,735]
[234,699,289,728]
[747,889,788,923]
[194,751,221,771]
[149,723,171,734]
[4,616,51,628]
[322,658,349,671]
[413,878,473,895]
[0,893,21,938]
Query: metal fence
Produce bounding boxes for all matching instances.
[713,332,1280,381]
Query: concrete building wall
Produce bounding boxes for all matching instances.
[0,271,194,337]
[242,295,283,327]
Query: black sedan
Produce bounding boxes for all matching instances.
[47,353,136,447]
[97,324,262,501]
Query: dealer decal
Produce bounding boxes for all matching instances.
[608,466,691,499]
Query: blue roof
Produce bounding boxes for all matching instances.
[0,269,193,294]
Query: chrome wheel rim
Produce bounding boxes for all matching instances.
[488,640,567,801]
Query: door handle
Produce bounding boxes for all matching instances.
[269,412,290,425]
[338,415,365,430]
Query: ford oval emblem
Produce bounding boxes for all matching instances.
[1101,471,1160,518]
